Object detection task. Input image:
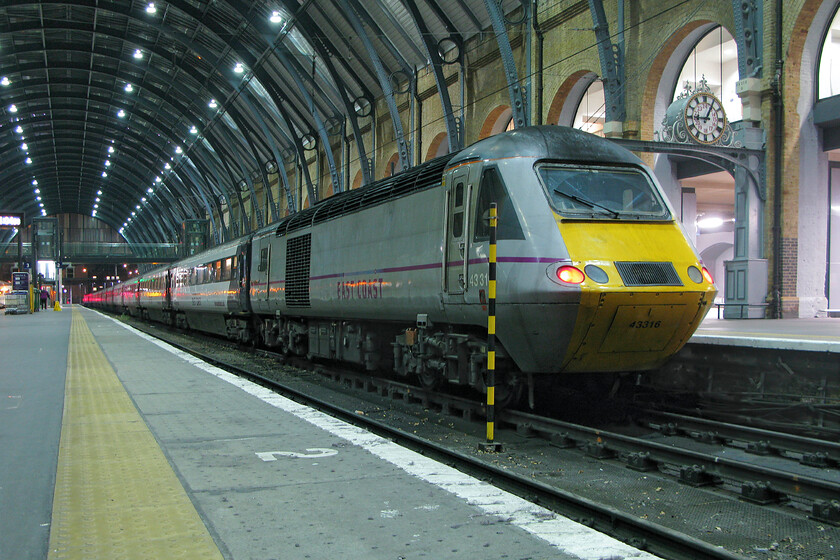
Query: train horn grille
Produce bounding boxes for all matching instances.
[614,261,682,287]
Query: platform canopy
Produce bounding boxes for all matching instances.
[0,0,521,245]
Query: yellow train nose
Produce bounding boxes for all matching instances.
[561,290,713,372]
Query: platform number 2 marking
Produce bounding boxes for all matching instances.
[256,448,338,461]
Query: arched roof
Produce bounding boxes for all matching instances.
[0,0,521,245]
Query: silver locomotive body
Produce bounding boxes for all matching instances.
[86,126,714,400]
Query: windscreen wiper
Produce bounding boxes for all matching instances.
[553,188,619,218]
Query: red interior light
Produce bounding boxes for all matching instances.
[557,266,585,284]
[701,267,714,284]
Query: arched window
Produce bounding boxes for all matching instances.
[673,26,741,122]
[572,79,605,136]
[818,7,840,99]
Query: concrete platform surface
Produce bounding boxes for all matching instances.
[692,314,840,352]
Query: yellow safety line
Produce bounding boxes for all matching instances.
[48,309,223,560]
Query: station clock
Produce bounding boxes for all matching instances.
[683,91,727,145]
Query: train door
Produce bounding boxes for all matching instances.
[444,165,473,297]
[237,242,251,311]
[257,243,270,303]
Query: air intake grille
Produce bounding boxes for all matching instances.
[615,261,682,287]
[286,234,311,308]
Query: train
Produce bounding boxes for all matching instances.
[85,126,716,406]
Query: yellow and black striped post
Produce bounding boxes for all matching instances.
[480,203,503,452]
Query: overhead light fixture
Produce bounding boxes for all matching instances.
[95,197,101,202]
[125,83,134,93]
[164,162,171,169]
[147,188,154,194]
[270,11,283,23]
[39,202,44,208]
[34,189,40,194]
[696,216,725,230]
[131,211,136,216]
[105,160,111,167]
[117,109,126,118]
[9,104,17,113]
[155,176,161,183]
[32,179,38,185]
[133,49,143,59]
[94,204,99,209]
[25,157,32,164]
[175,146,183,154]
[41,209,47,216]
[108,146,115,153]
[234,62,245,74]
[208,99,217,109]
[92,210,97,217]
[1,76,9,86]
[102,171,108,177]
[97,190,103,195]
[37,196,41,201]
[142,197,147,203]
[189,125,198,134]
[15,126,23,134]
[146,2,157,14]
[20,143,27,150]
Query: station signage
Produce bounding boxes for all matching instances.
[12,272,29,291]
[0,213,23,227]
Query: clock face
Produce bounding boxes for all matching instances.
[684,92,726,144]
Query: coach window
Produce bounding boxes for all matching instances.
[473,167,524,241]
[452,182,465,238]
[214,260,221,282]
[259,247,268,271]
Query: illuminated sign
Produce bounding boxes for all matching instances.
[0,213,23,227]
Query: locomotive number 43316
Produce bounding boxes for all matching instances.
[628,320,662,329]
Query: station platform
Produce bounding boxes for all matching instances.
[1,305,658,560]
[691,314,840,353]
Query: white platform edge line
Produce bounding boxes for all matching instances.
[98,311,662,560]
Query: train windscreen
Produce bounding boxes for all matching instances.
[536,164,670,220]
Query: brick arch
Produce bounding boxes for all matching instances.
[546,70,597,126]
[478,105,511,139]
[425,132,449,161]
[639,20,718,141]
[779,0,840,315]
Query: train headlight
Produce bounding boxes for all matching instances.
[688,265,714,284]
[687,266,703,283]
[556,266,585,284]
[583,264,609,284]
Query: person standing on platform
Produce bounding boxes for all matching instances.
[40,287,48,310]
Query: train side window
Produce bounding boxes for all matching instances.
[473,167,525,241]
[258,247,268,272]
[452,182,465,238]
[231,256,238,280]
[214,260,221,283]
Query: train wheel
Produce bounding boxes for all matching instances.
[478,372,524,409]
[417,368,441,391]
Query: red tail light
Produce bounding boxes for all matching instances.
[701,267,714,284]
[557,266,585,284]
